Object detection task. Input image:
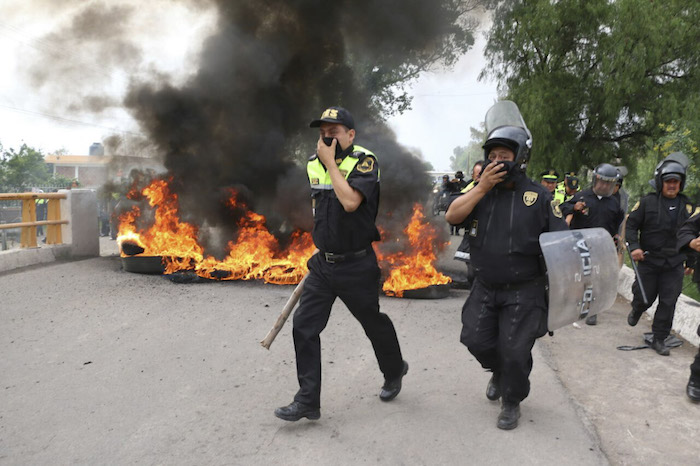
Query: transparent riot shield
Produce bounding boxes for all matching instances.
[539,228,619,331]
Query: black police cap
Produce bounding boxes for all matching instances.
[310,107,355,130]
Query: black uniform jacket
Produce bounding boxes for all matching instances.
[626,192,695,267]
[561,188,624,237]
[310,145,380,254]
[677,213,700,269]
[454,173,568,286]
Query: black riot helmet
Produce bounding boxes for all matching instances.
[591,163,620,197]
[483,126,532,168]
[655,160,686,192]
[455,171,464,180]
[482,101,533,183]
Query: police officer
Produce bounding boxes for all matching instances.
[452,161,484,287]
[561,163,624,325]
[539,169,559,194]
[446,101,568,430]
[626,159,695,355]
[677,212,700,401]
[274,107,407,422]
[553,172,580,206]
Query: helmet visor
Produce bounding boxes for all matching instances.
[592,178,616,197]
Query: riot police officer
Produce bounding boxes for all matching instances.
[446,101,568,430]
[274,107,407,422]
[677,212,700,401]
[626,157,696,355]
[561,163,624,325]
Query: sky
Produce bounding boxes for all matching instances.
[0,2,498,172]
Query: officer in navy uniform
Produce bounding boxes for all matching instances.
[446,101,568,430]
[626,159,696,355]
[274,107,407,422]
[561,163,624,325]
[539,169,559,195]
[677,212,700,402]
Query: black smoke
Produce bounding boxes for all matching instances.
[123,0,478,254]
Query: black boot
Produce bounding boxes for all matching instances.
[687,378,700,402]
[627,308,643,327]
[651,338,670,356]
[274,401,320,421]
[486,372,501,401]
[380,360,409,401]
[497,401,521,430]
[585,314,597,326]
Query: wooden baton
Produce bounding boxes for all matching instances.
[260,273,309,350]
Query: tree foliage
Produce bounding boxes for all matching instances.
[450,125,486,172]
[0,143,70,191]
[482,0,700,177]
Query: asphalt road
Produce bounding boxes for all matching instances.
[0,234,697,465]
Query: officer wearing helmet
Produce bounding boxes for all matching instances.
[625,155,696,356]
[561,163,625,324]
[446,101,567,430]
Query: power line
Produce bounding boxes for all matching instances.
[0,103,144,137]
[412,91,499,98]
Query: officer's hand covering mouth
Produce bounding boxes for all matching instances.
[322,137,344,157]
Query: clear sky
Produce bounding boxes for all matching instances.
[0,2,498,172]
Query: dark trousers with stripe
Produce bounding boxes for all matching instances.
[631,260,684,341]
[292,251,404,408]
[460,279,548,403]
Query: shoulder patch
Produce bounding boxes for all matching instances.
[551,200,563,218]
[357,157,375,173]
[687,204,693,214]
[523,191,538,206]
[631,201,640,212]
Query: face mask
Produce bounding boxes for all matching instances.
[481,159,522,186]
[322,137,343,157]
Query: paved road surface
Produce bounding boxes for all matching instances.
[0,234,697,464]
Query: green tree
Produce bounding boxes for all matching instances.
[0,144,50,190]
[482,0,700,176]
[450,125,486,172]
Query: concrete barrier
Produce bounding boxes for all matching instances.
[617,265,700,347]
[0,189,99,273]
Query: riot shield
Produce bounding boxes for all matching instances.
[484,100,532,139]
[539,228,619,331]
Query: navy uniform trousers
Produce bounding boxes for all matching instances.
[292,251,403,408]
[631,260,684,341]
[460,279,548,403]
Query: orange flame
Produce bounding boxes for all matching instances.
[119,180,449,294]
[379,204,451,297]
[118,179,315,284]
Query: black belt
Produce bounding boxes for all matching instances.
[322,247,370,264]
[478,275,547,292]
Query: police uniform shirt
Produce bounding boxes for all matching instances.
[626,192,695,267]
[562,188,624,237]
[461,174,568,285]
[310,145,381,253]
